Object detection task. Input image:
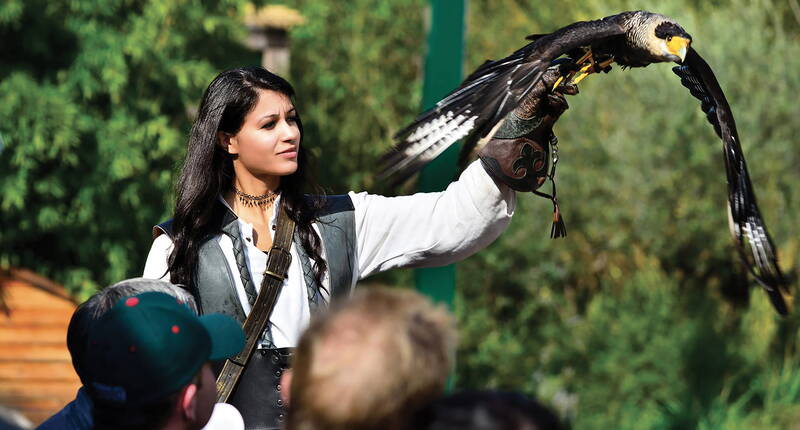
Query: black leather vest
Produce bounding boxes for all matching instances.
[153,195,356,429]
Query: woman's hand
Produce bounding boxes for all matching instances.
[478,67,576,192]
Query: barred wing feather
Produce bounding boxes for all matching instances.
[379,16,627,183]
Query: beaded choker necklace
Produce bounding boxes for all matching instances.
[233,188,278,208]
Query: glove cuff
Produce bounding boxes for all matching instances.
[479,112,555,192]
[492,111,546,140]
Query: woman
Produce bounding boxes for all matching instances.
[143,66,567,429]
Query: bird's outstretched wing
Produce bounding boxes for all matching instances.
[378,15,628,183]
[673,48,790,314]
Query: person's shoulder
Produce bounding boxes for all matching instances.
[152,198,229,241]
[150,232,174,248]
[152,219,174,240]
[37,388,94,430]
[201,403,244,430]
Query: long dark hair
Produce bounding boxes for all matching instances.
[169,66,326,291]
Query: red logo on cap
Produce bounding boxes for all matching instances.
[125,297,139,307]
[172,325,180,334]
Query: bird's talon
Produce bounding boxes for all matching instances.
[551,76,566,91]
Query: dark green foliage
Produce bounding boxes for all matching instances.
[288,0,426,192]
[2,0,800,427]
[0,0,255,296]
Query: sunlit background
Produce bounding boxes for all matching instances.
[2,0,800,428]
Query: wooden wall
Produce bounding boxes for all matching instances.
[0,268,80,426]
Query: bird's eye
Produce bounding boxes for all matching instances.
[667,36,673,41]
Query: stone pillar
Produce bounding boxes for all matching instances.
[243,4,306,77]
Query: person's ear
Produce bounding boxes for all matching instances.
[180,383,199,422]
[217,132,239,155]
[279,369,293,407]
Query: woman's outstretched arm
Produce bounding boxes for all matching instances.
[353,160,515,279]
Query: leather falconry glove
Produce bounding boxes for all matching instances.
[479,67,577,237]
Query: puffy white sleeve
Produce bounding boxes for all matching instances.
[142,234,173,281]
[352,160,516,279]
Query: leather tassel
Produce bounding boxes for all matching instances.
[550,200,567,238]
[531,132,566,239]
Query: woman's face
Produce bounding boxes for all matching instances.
[225,89,301,178]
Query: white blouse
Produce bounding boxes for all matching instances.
[142,160,516,347]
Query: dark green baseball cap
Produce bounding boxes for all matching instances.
[86,291,244,405]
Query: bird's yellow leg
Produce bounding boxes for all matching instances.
[552,49,594,90]
[572,58,615,84]
[559,57,615,88]
[570,63,595,85]
[552,75,567,90]
[574,49,593,66]
[552,73,571,91]
[597,58,614,68]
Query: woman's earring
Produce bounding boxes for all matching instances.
[218,132,235,155]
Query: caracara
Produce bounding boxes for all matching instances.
[379,10,790,315]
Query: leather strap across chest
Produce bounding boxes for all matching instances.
[216,203,296,403]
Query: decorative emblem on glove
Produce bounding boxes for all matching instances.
[512,139,547,180]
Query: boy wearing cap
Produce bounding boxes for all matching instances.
[85,291,245,430]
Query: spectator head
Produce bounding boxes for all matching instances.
[86,291,244,430]
[66,278,198,386]
[286,287,457,430]
[412,390,565,430]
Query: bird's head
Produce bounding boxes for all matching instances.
[653,20,692,63]
[628,12,692,64]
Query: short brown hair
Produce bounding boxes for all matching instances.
[287,288,457,430]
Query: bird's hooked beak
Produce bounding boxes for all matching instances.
[667,36,691,63]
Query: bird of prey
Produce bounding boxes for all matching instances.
[379,10,791,315]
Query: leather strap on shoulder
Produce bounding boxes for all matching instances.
[215,202,296,403]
